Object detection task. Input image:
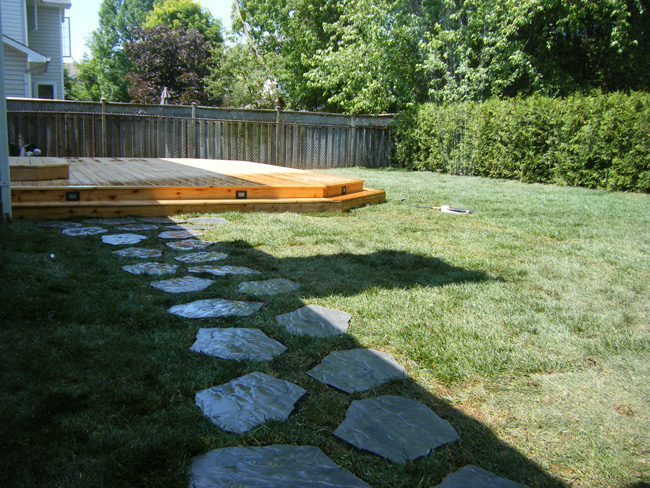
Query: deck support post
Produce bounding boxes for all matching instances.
[0,8,13,223]
[101,98,107,157]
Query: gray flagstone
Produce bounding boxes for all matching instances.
[434,465,529,488]
[275,305,352,337]
[158,230,204,239]
[150,276,214,293]
[174,252,228,263]
[194,372,306,433]
[187,217,230,225]
[190,328,286,361]
[62,226,107,236]
[37,221,82,228]
[142,217,186,223]
[116,223,158,231]
[307,348,408,393]
[83,218,135,225]
[112,248,163,258]
[121,262,178,276]
[238,278,300,296]
[165,224,211,230]
[189,445,371,488]
[167,298,263,318]
[101,233,148,245]
[333,396,459,464]
[188,265,261,276]
[166,239,212,251]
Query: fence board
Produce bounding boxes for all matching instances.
[6,98,394,168]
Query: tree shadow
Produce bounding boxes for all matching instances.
[184,239,566,487]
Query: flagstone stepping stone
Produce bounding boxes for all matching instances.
[187,217,231,225]
[333,396,459,464]
[150,276,214,293]
[238,278,300,296]
[167,298,263,318]
[37,221,82,228]
[276,305,352,337]
[122,262,178,276]
[195,372,306,434]
[158,229,204,239]
[116,223,158,231]
[142,217,186,224]
[83,218,135,225]
[112,247,163,258]
[189,265,261,276]
[307,349,408,394]
[174,251,228,263]
[101,233,148,245]
[434,465,529,488]
[62,226,107,236]
[166,224,211,230]
[190,328,287,361]
[166,239,212,251]
[189,445,371,488]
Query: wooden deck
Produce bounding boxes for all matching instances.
[9,157,386,219]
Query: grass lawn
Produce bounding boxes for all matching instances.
[1,168,648,487]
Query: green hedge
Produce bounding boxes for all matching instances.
[393,92,650,192]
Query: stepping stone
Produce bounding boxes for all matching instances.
[150,276,214,293]
[101,233,148,245]
[276,305,352,337]
[83,218,135,225]
[333,396,459,464]
[166,239,212,251]
[189,445,371,488]
[434,465,529,488]
[113,248,163,258]
[238,278,300,296]
[188,265,261,276]
[142,217,186,224]
[37,221,82,228]
[167,298,263,318]
[158,229,204,239]
[194,372,306,433]
[116,223,158,231]
[62,226,107,236]
[121,262,178,276]
[174,251,228,263]
[307,349,408,393]
[187,217,230,225]
[191,328,286,361]
[166,224,211,230]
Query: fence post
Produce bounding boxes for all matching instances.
[275,105,281,165]
[350,114,358,167]
[101,97,107,157]
[191,102,197,158]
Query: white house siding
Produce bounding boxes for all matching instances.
[1,0,27,44]
[27,6,64,99]
[2,45,28,97]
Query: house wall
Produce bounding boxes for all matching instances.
[1,0,27,44]
[28,6,64,99]
[2,46,28,97]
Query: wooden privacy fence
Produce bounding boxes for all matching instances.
[5,98,394,169]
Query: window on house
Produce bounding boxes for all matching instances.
[37,84,55,99]
[62,17,71,58]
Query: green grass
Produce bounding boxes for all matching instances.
[1,168,648,487]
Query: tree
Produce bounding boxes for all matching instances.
[305,0,428,113]
[143,0,224,46]
[125,25,219,105]
[232,0,341,110]
[77,0,156,101]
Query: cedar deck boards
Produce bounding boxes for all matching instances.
[10,157,385,219]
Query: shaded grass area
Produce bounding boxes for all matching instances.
[0,168,648,487]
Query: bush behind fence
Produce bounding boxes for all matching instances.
[393,92,650,193]
[6,99,394,170]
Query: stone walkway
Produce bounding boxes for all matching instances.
[49,215,529,488]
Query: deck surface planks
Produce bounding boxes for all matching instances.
[10,157,385,219]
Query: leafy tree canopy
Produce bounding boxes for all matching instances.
[143,0,224,46]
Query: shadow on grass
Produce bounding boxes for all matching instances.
[0,227,566,487]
